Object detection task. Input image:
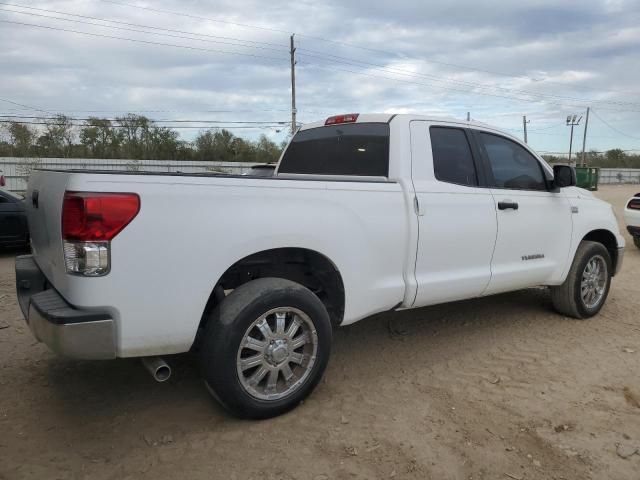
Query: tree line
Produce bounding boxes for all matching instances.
[0,114,284,163]
[2,115,639,168]
[542,149,640,169]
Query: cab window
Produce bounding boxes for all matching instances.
[279,123,389,176]
[478,132,547,191]
[430,127,478,187]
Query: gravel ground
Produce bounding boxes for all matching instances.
[1,185,639,480]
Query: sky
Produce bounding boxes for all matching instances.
[1,0,640,156]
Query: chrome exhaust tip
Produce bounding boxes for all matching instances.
[141,356,171,382]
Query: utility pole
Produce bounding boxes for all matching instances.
[566,114,582,166]
[522,115,530,144]
[290,34,297,135]
[466,111,470,122]
[581,107,590,166]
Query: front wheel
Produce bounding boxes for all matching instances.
[551,241,612,319]
[199,277,332,419]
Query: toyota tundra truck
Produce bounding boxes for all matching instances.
[15,113,625,418]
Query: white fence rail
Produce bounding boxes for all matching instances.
[0,157,263,192]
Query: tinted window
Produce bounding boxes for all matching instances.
[279,123,389,176]
[479,133,547,191]
[430,127,478,186]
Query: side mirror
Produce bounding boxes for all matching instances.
[553,165,576,189]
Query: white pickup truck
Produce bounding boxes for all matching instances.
[16,113,625,418]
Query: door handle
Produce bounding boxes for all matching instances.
[498,200,519,210]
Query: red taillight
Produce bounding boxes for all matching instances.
[0,174,5,187]
[325,113,359,125]
[62,192,140,241]
[628,198,640,210]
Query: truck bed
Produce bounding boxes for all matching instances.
[25,168,412,357]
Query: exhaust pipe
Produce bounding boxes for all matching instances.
[142,356,171,382]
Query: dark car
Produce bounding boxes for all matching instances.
[0,187,29,248]
[243,164,276,177]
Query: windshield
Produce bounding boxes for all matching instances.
[278,123,390,176]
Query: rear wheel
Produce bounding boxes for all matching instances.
[199,277,332,419]
[551,241,612,319]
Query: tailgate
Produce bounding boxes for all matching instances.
[26,170,71,282]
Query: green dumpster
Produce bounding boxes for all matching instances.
[575,167,599,191]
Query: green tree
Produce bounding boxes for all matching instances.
[605,148,625,167]
[80,118,120,158]
[194,129,237,161]
[5,121,36,157]
[146,126,180,159]
[39,115,74,157]
[254,134,281,163]
[115,114,150,159]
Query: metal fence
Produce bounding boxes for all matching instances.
[598,168,640,185]
[3,158,640,192]
[0,157,264,192]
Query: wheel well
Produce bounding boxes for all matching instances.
[582,229,619,273]
[202,248,345,330]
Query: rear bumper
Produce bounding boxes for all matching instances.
[15,255,116,359]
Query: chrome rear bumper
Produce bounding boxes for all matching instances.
[15,255,116,359]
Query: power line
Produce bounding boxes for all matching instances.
[1,107,336,115]
[0,119,283,129]
[0,97,52,115]
[299,43,640,98]
[297,60,601,110]
[1,108,296,114]
[0,20,289,62]
[4,9,640,115]
[296,50,640,110]
[591,109,640,141]
[98,0,291,35]
[0,5,288,54]
[0,115,288,124]
[99,0,640,98]
[0,2,288,48]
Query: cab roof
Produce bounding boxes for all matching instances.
[297,113,525,146]
[299,113,501,132]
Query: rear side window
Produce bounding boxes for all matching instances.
[430,127,478,186]
[279,123,389,176]
[478,132,547,191]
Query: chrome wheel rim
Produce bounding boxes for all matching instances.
[581,255,607,309]
[236,307,318,401]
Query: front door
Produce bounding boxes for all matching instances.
[473,131,573,294]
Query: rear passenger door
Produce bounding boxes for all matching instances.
[410,122,497,307]
[473,131,572,294]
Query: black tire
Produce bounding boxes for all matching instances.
[199,277,332,419]
[550,241,612,319]
[634,236,640,249]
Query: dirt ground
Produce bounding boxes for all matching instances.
[1,185,639,480]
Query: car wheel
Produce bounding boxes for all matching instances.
[551,241,612,319]
[199,277,332,419]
